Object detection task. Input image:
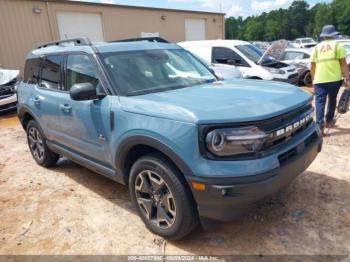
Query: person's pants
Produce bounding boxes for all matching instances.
[314,80,342,128]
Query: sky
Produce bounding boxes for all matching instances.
[75,0,333,17]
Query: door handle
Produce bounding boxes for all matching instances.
[60,104,72,113]
[33,97,40,105]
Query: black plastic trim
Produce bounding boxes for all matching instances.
[47,141,125,185]
[115,135,195,179]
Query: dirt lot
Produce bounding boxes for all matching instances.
[0,97,350,256]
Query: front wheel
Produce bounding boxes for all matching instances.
[129,154,198,240]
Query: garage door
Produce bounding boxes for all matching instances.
[185,19,206,41]
[56,12,104,42]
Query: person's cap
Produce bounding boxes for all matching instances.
[320,25,340,39]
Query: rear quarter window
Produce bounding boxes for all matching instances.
[24,58,42,84]
[40,55,62,90]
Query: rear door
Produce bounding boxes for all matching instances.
[57,53,112,165]
[30,55,63,141]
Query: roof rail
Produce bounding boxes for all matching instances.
[112,37,170,44]
[37,37,92,49]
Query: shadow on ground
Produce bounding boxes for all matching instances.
[54,158,350,255]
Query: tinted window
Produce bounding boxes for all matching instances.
[41,55,61,90]
[213,47,248,66]
[66,54,99,91]
[235,44,263,64]
[24,58,42,84]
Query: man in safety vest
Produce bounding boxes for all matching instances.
[311,25,350,134]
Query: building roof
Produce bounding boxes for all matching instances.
[33,0,225,15]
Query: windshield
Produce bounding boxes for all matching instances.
[101,49,216,96]
[301,38,314,43]
[235,44,263,63]
[236,44,275,64]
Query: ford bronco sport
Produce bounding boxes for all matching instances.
[17,37,322,240]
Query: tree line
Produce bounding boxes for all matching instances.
[225,0,350,41]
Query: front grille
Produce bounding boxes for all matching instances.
[263,118,313,149]
[255,103,313,131]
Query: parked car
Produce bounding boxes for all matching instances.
[294,38,317,49]
[17,37,322,240]
[280,48,312,86]
[178,40,299,84]
[0,69,20,112]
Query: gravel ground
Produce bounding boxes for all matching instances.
[0,97,350,256]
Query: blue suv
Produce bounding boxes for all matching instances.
[17,37,322,240]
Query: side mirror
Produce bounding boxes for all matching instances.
[70,82,98,101]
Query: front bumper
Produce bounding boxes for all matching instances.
[188,130,322,221]
[273,73,299,85]
[0,94,17,112]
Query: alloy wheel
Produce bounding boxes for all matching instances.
[28,127,45,161]
[135,170,176,228]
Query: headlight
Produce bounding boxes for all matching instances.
[206,126,268,157]
[264,67,285,74]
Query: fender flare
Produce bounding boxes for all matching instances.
[17,105,39,129]
[115,135,195,180]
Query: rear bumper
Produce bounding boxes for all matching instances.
[188,131,322,221]
[0,94,17,112]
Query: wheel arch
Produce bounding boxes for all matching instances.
[116,135,195,185]
[18,106,37,130]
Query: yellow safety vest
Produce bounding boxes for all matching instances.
[311,40,345,84]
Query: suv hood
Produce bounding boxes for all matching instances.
[119,79,311,124]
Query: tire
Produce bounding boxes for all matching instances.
[129,154,198,240]
[303,71,312,86]
[26,120,59,167]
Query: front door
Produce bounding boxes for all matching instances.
[57,53,111,165]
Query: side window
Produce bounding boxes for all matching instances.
[40,55,62,90]
[65,54,100,91]
[24,58,42,84]
[212,47,247,66]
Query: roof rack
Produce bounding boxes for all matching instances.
[37,37,92,49]
[112,37,170,44]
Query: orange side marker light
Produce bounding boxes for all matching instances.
[192,182,206,191]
